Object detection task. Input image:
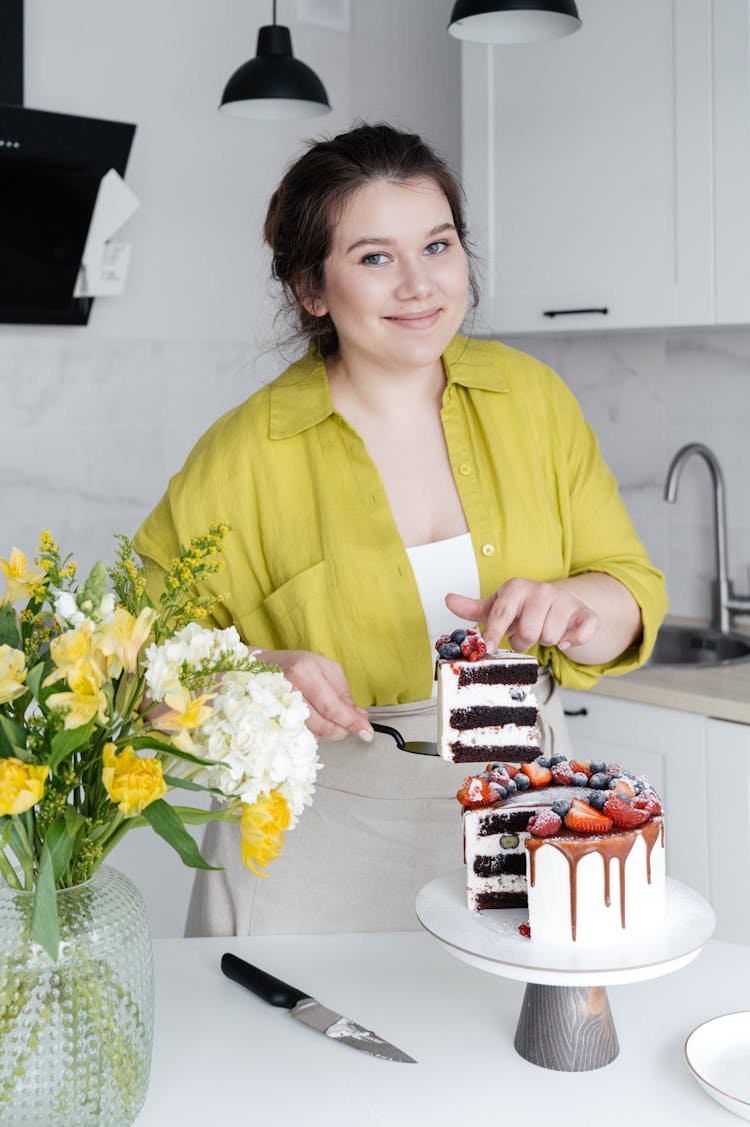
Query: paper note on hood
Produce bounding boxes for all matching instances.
[74,169,140,297]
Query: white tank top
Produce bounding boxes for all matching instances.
[405,531,481,652]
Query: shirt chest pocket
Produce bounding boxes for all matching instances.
[236,559,342,657]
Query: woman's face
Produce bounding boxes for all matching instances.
[311,177,469,374]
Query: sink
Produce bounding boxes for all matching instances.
[647,624,750,668]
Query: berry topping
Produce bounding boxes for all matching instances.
[521,760,553,788]
[504,763,522,778]
[590,761,607,775]
[518,922,532,938]
[609,777,637,798]
[564,798,613,834]
[460,634,487,661]
[572,771,590,787]
[457,777,496,809]
[513,772,531,791]
[551,799,572,818]
[569,759,593,779]
[487,765,512,786]
[528,810,563,837]
[450,629,468,645]
[509,687,527,702]
[438,642,463,660]
[536,757,551,769]
[551,761,575,786]
[589,791,608,811]
[606,763,625,777]
[549,755,568,767]
[632,790,663,817]
[589,772,610,790]
[603,792,650,829]
[488,782,508,799]
[435,634,452,652]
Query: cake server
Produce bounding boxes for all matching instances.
[220,953,417,1063]
[371,721,439,756]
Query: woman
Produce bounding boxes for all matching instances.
[134,123,667,936]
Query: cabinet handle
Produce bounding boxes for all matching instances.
[543,308,609,318]
[563,707,589,717]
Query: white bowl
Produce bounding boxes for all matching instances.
[685,1012,750,1120]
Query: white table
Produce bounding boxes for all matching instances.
[138,931,749,1126]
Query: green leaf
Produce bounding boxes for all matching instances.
[170,806,237,826]
[31,843,60,961]
[127,735,221,769]
[0,603,21,649]
[48,720,96,772]
[0,714,27,758]
[163,774,219,793]
[26,659,51,702]
[141,799,221,870]
[45,810,86,881]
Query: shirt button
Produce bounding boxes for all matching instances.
[481,544,495,557]
[458,463,472,476]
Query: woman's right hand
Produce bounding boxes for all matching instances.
[256,649,374,743]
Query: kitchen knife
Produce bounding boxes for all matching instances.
[371,721,439,756]
[220,953,417,1063]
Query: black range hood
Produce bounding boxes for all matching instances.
[0,2,136,325]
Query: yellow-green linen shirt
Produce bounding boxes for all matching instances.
[134,335,667,706]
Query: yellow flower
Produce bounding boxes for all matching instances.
[0,547,45,605]
[0,758,47,815]
[45,620,100,686]
[46,658,108,729]
[240,792,291,877]
[154,684,215,753]
[98,606,156,677]
[0,644,27,705]
[101,743,167,817]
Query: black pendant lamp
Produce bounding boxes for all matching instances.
[448,0,581,45]
[219,0,331,120]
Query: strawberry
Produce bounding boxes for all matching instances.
[564,797,613,834]
[603,792,650,829]
[460,634,487,662]
[456,776,496,809]
[435,634,452,653]
[521,760,553,788]
[527,810,562,837]
[569,758,592,779]
[632,790,663,817]
[505,763,522,779]
[551,761,575,786]
[518,922,532,939]
[610,777,637,798]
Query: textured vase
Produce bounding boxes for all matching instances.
[0,865,154,1126]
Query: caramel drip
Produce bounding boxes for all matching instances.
[526,818,664,942]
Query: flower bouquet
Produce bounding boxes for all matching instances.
[0,525,320,1124]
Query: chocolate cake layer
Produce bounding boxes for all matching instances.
[450,705,538,729]
[478,810,534,835]
[473,853,527,878]
[450,744,540,764]
[458,663,537,688]
[475,890,528,910]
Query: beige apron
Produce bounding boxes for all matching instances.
[184,668,570,937]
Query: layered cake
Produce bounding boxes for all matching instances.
[459,754,665,945]
[436,631,541,763]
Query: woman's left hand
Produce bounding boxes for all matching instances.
[445,578,600,655]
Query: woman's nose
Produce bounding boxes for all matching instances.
[394,258,433,301]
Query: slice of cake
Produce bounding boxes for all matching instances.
[436,633,541,764]
[459,756,665,945]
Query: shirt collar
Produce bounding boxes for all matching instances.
[269,334,509,440]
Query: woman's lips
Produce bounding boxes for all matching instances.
[385,309,441,329]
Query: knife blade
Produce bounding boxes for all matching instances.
[220,953,416,1063]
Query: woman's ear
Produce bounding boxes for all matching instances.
[295,278,328,318]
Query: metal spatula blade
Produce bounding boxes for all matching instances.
[371,722,439,756]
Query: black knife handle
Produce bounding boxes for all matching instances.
[221,953,309,1009]
[371,722,405,749]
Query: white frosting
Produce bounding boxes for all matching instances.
[451,724,542,749]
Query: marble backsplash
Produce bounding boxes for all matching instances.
[2,325,750,625]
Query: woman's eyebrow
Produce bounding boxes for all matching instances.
[345,222,457,255]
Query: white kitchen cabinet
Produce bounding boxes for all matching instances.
[560,690,710,898]
[705,717,750,943]
[461,0,749,334]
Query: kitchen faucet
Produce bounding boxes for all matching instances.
[664,442,750,633]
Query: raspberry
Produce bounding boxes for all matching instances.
[603,792,650,829]
[518,922,532,939]
[632,790,663,817]
[527,810,562,837]
[551,761,575,786]
[460,634,487,662]
[435,634,452,653]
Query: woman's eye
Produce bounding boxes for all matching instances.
[425,240,449,256]
[361,252,389,266]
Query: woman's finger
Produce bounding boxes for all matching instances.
[444,591,494,625]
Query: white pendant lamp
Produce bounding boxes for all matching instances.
[448,0,582,45]
[219,0,331,120]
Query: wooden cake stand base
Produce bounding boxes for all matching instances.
[415,869,715,1072]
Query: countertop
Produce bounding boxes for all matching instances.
[139,930,749,1126]
[582,617,750,724]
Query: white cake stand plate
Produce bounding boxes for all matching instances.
[415,869,715,1072]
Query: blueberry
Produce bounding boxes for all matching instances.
[590,761,607,775]
[514,773,530,791]
[633,780,645,794]
[450,629,467,644]
[589,791,608,811]
[488,782,507,799]
[438,642,463,660]
[505,778,517,793]
[537,757,551,769]
[589,772,610,790]
[551,799,571,818]
[572,772,589,787]
[549,755,568,767]
[500,834,519,849]
[509,687,526,702]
